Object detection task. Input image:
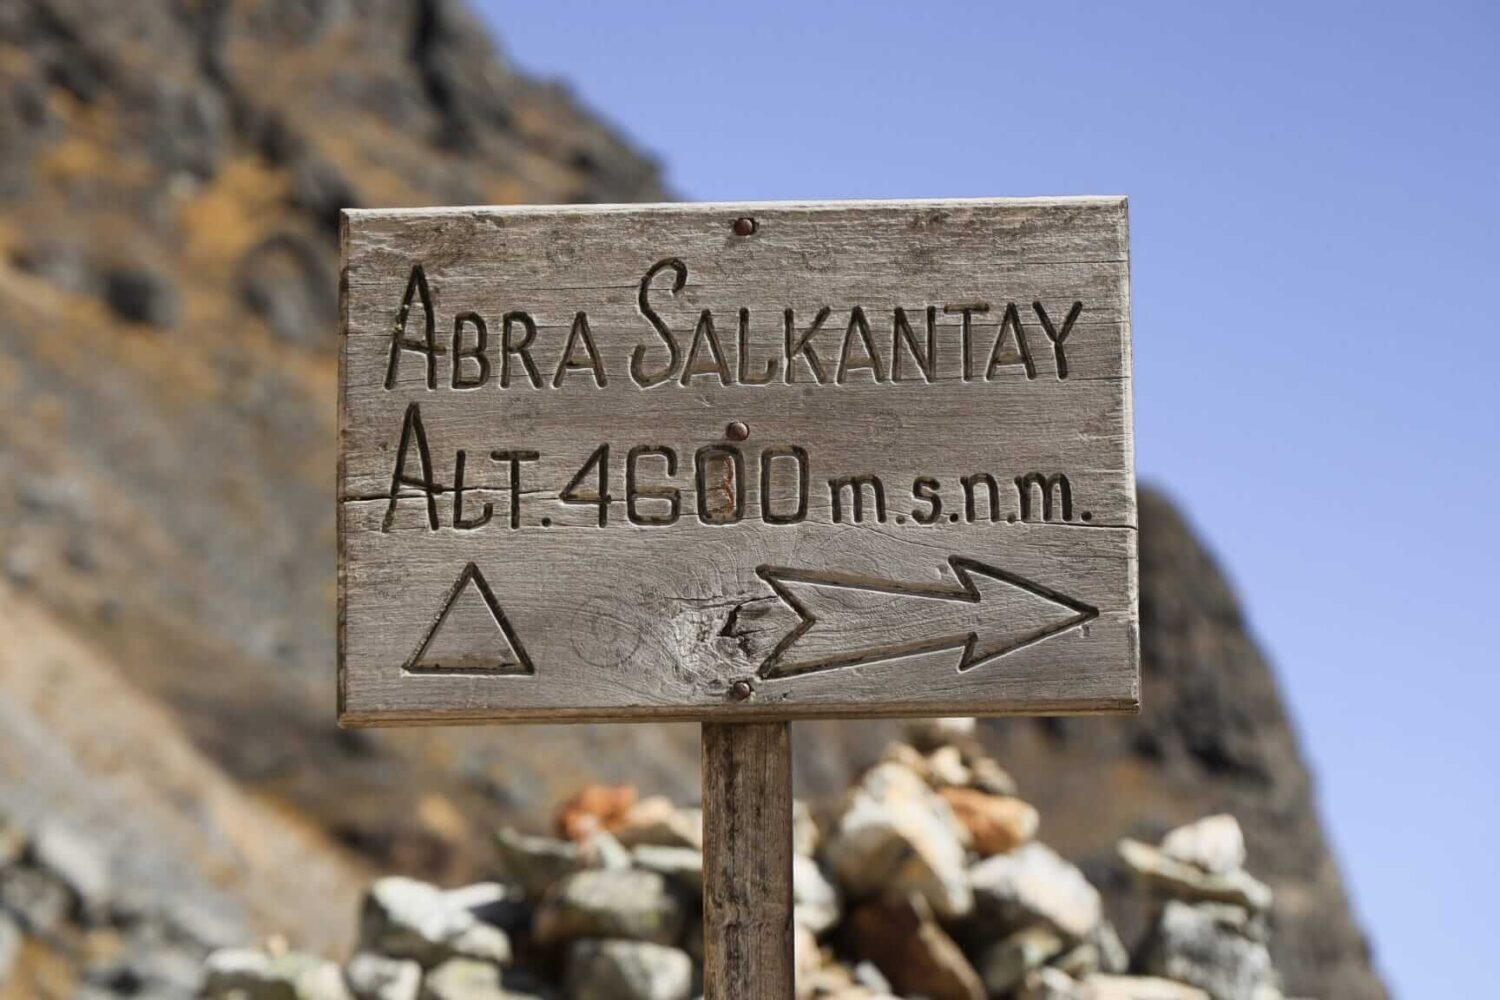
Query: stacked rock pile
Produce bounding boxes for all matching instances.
[195,719,1297,1000]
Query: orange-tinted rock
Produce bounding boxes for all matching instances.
[848,895,983,1000]
[939,788,1040,856]
[553,785,637,843]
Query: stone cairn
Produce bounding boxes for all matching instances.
[2,719,1293,999]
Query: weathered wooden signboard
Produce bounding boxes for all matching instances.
[339,198,1137,726]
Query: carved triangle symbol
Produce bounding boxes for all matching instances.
[404,563,535,675]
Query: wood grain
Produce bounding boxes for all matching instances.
[338,198,1138,724]
[702,721,794,1000]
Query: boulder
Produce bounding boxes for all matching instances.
[30,823,112,920]
[629,845,703,894]
[534,869,686,945]
[442,883,530,936]
[938,788,1039,856]
[613,797,702,850]
[419,958,506,1000]
[823,761,973,919]
[1140,900,1279,1000]
[848,894,984,1000]
[203,948,353,1000]
[970,842,1102,939]
[359,878,512,968]
[1160,815,1247,876]
[495,828,627,901]
[980,925,1066,996]
[345,952,422,1000]
[793,855,841,936]
[925,746,973,788]
[1118,840,1273,912]
[564,939,692,1000]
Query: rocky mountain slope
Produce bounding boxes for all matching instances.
[0,2,1384,997]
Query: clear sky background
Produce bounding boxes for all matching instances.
[482,2,1497,995]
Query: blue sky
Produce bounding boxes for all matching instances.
[481,2,1498,994]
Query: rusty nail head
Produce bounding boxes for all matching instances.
[726,421,749,441]
[730,680,753,701]
[732,217,757,236]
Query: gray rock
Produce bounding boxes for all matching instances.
[442,883,530,936]
[0,913,19,987]
[565,939,692,1000]
[419,958,506,1000]
[981,925,1067,996]
[1141,900,1279,1000]
[629,844,703,893]
[970,842,1102,939]
[0,865,70,935]
[494,828,589,900]
[792,855,840,936]
[822,761,973,919]
[345,952,422,1000]
[1160,815,1247,876]
[203,948,353,1000]
[1118,840,1273,913]
[534,869,686,945]
[31,823,111,919]
[359,877,512,968]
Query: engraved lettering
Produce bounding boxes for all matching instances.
[962,473,1003,522]
[737,308,778,385]
[631,258,686,387]
[451,312,490,389]
[784,306,831,384]
[501,311,543,388]
[561,444,611,527]
[1015,472,1074,522]
[1033,301,1084,379]
[759,445,809,525]
[451,450,492,529]
[892,307,937,383]
[385,264,441,390]
[836,306,885,384]
[553,311,607,387]
[696,444,745,524]
[828,475,887,524]
[626,446,681,526]
[911,476,942,524]
[681,309,733,386]
[489,450,539,529]
[384,402,439,531]
[943,304,989,382]
[986,303,1037,380]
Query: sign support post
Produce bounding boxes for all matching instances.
[702,721,795,1000]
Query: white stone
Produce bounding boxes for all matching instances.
[969,842,1101,939]
[565,939,692,1000]
[345,952,421,1000]
[1160,815,1247,876]
[823,761,973,919]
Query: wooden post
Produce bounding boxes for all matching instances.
[702,721,795,1000]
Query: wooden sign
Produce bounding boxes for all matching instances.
[338,198,1137,725]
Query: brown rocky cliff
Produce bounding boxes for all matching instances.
[0,2,1384,998]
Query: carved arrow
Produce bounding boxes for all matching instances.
[754,557,1097,680]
